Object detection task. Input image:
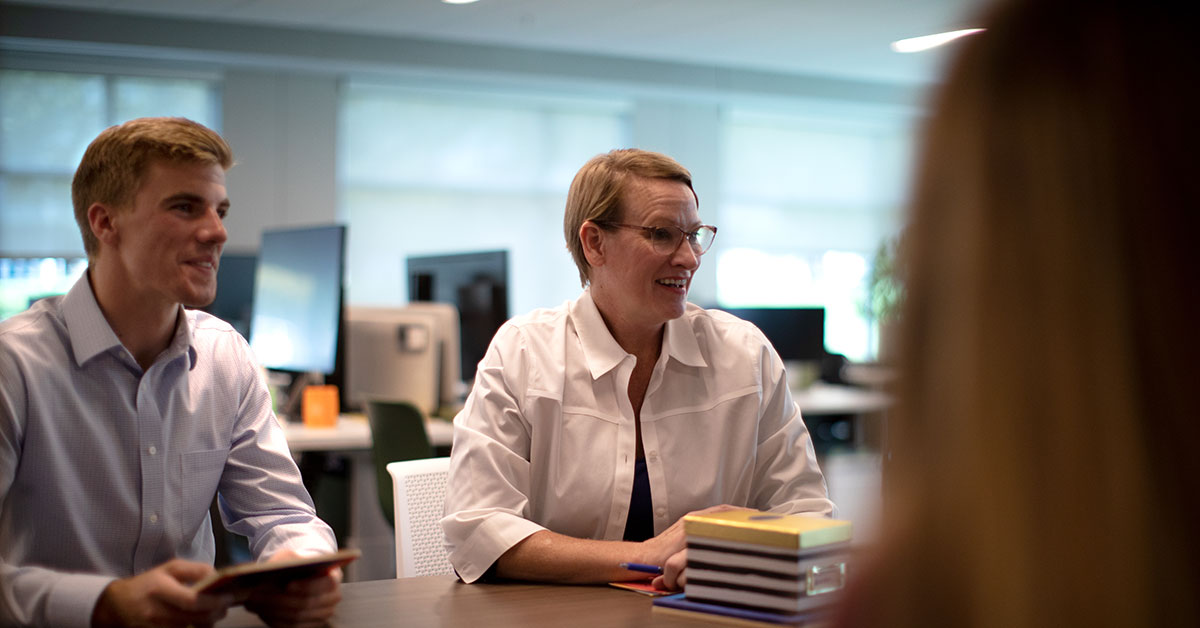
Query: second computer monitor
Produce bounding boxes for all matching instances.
[203,252,257,339]
[407,250,509,384]
[718,307,827,362]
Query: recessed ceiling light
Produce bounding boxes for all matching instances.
[891,28,985,53]
[442,0,481,4]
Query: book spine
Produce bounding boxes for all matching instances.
[685,583,840,615]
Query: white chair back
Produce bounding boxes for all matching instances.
[386,457,455,578]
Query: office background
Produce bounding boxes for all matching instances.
[0,0,983,361]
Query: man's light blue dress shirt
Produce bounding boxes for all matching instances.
[0,274,336,627]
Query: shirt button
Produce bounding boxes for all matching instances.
[647,450,658,460]
[149,513,159,524]
[655,507,667,517]
[148,445,157,456]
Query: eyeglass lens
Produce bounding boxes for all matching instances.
[649,226,716,255]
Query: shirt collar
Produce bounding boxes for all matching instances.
[62,273,123,367]
[571,288,708,380]
[663,306,708,369]
[62,272,198,370]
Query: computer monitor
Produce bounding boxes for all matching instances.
[717,307,827,362]
[344,306,439,415]
[403,302,463,411]
[407,250,509,383]
[249,225,346,379]
[202,252,256,338]
[344,304,461,416]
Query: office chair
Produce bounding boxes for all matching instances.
[386,457,456,577]
[364,399,435,528]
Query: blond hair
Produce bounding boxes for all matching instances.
[72,117,233,259]
[562,148,696,286]
[846,1,1200,626]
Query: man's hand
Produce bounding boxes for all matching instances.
[91,559,233,628]
[243,549,343,628]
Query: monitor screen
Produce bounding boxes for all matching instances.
[717,307,826,362]
[249,225,346,375]
[202,252,256,338]
[407,250,508,383]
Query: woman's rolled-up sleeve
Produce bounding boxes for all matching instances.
[441,324,547,582]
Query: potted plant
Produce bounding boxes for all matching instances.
[862,234,904,363]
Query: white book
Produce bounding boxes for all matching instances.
[686,566,803,595]
[685,582,840,614]
[687,543,850,577]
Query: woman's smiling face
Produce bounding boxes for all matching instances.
[589,176,702,337]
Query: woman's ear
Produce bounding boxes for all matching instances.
[580,220,607,269]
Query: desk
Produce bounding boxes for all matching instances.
[279,384,888,453]
[281,414,455,452]
[793,382,890,416]
[793,383,891,454]
[280,416,453,582]
[217,575,709,627]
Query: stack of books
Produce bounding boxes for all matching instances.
[653,510,852,626]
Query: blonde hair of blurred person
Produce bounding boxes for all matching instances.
[843,1,1199,626]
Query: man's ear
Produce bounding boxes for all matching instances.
[87,203,120,248]
[579,220,607,269]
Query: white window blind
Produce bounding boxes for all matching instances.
[0,68,218,318]
[717,109,912,360]
[339,82,630,314]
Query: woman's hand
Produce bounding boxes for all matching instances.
[639,504,752,590]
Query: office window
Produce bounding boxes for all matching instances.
[0,68,219,318]
[340,82,631,314]
[717,109,913,361]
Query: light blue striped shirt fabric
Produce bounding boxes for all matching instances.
[0,274,336,627]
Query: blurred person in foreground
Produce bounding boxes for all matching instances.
[442,148,834,590]
[0,117,342,627]
[837,1,1199,626]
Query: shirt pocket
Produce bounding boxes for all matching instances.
[177,448,228,525]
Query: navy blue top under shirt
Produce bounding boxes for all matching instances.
[623,458,654,541]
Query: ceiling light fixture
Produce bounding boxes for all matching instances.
[442,0,481,4]
[891,28,984,53]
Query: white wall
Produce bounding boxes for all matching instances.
[221,71,341,252]
[631,100,723,306]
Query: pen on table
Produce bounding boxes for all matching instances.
[619,562,663,575]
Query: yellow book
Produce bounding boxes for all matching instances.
[684,510,851,550]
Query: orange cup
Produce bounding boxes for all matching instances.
[302,385,339,428]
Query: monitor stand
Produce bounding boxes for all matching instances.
[280,371,326,422]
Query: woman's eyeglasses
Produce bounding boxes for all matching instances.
[595,222,718,256]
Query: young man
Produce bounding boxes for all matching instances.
[0,117,341,627]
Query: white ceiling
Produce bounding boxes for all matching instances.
[8,0,988,85]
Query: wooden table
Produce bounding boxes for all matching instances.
[217,575,706,627]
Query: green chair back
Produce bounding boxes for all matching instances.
[365,399,434,527]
